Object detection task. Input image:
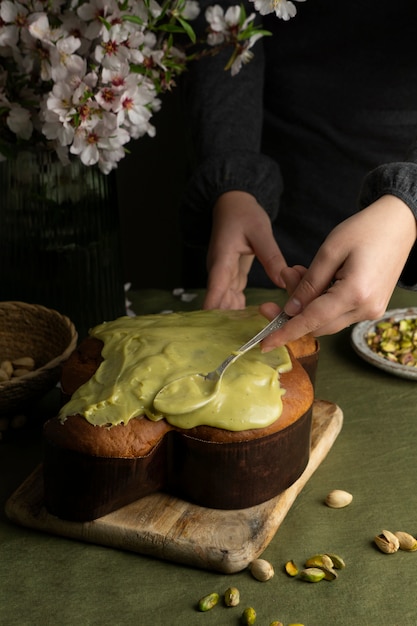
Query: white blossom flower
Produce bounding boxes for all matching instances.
[76,0,116,40]
[95,84,121,112]
[181,1,200,20]
[93,23,132,70]
[205,5,241,45]
[251,0,306,19]
[42,107,75,146]
[116,81,159,139]
[0,0,28,35]
[70,116,129,167]
[44,81,76,121]
[0,0,294,172]
[230,33,264,76]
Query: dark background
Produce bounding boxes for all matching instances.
[116,89,188,291]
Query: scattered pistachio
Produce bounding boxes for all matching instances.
[241,607,257,624]
[366,317,417,367]
[249,558,274,582]
[224,586,240,607]
[269,622,284,626]
[197,592,219,612]
[284,559,299,577]
[299,567,326,583]
[325,553,346,569]
[374,530,400,554]
[325,489,353,509]
[394,531,417,551]
[305,554,332,569]
[304,554,338,580]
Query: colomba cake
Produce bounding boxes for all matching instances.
[43,307,319,521]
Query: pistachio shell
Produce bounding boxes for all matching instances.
[249,558,274,581]
[325,553,346,569]
[394,531,417,551]
[374,530,400,554]
[325,489,353,508]
[304,554,338,580]
[305,554,333,569]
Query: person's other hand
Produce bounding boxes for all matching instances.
[259,195,417,349]
[203,190,287,309]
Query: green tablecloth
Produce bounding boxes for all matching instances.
[1,287,417,626]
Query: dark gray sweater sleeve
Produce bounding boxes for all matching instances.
[359,144,417,288]
[359,163,417,218]
[180,2,282,248]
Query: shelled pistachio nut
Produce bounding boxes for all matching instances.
[325,489,353,508]
[284,559,299,577]
[305,554,334,569]
[197,592,219,611]
[224,586,240,607]
[241,607,257,624]
[325,553,346,569]
[366,317,417,366]
[269,622,284,626]
[374,530,400,554]
[304,554,338,580]
[394,531,417,551]
[299,567,326,583]
[249,558,274,581]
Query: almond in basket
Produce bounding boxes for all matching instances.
[0,356,36,382]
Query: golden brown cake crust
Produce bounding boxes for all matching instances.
[44,335,315,458]
[287,334,318,358]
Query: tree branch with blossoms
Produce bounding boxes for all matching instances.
[0,0,304,174]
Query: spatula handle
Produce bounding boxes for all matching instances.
[211,310,290,380]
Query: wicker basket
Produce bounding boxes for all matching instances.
[0,301,78,416]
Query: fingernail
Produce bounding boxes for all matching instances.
[285,297,303,316]
[261,344,275,354]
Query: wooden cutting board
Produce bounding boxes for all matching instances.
[6,399,342,573]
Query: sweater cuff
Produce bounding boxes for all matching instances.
[359,162,417,219]
[180,150,282,247]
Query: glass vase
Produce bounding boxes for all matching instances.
[0,150,126,340]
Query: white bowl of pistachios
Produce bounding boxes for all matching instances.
[0,301,78,416]
[351,308,417,380]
